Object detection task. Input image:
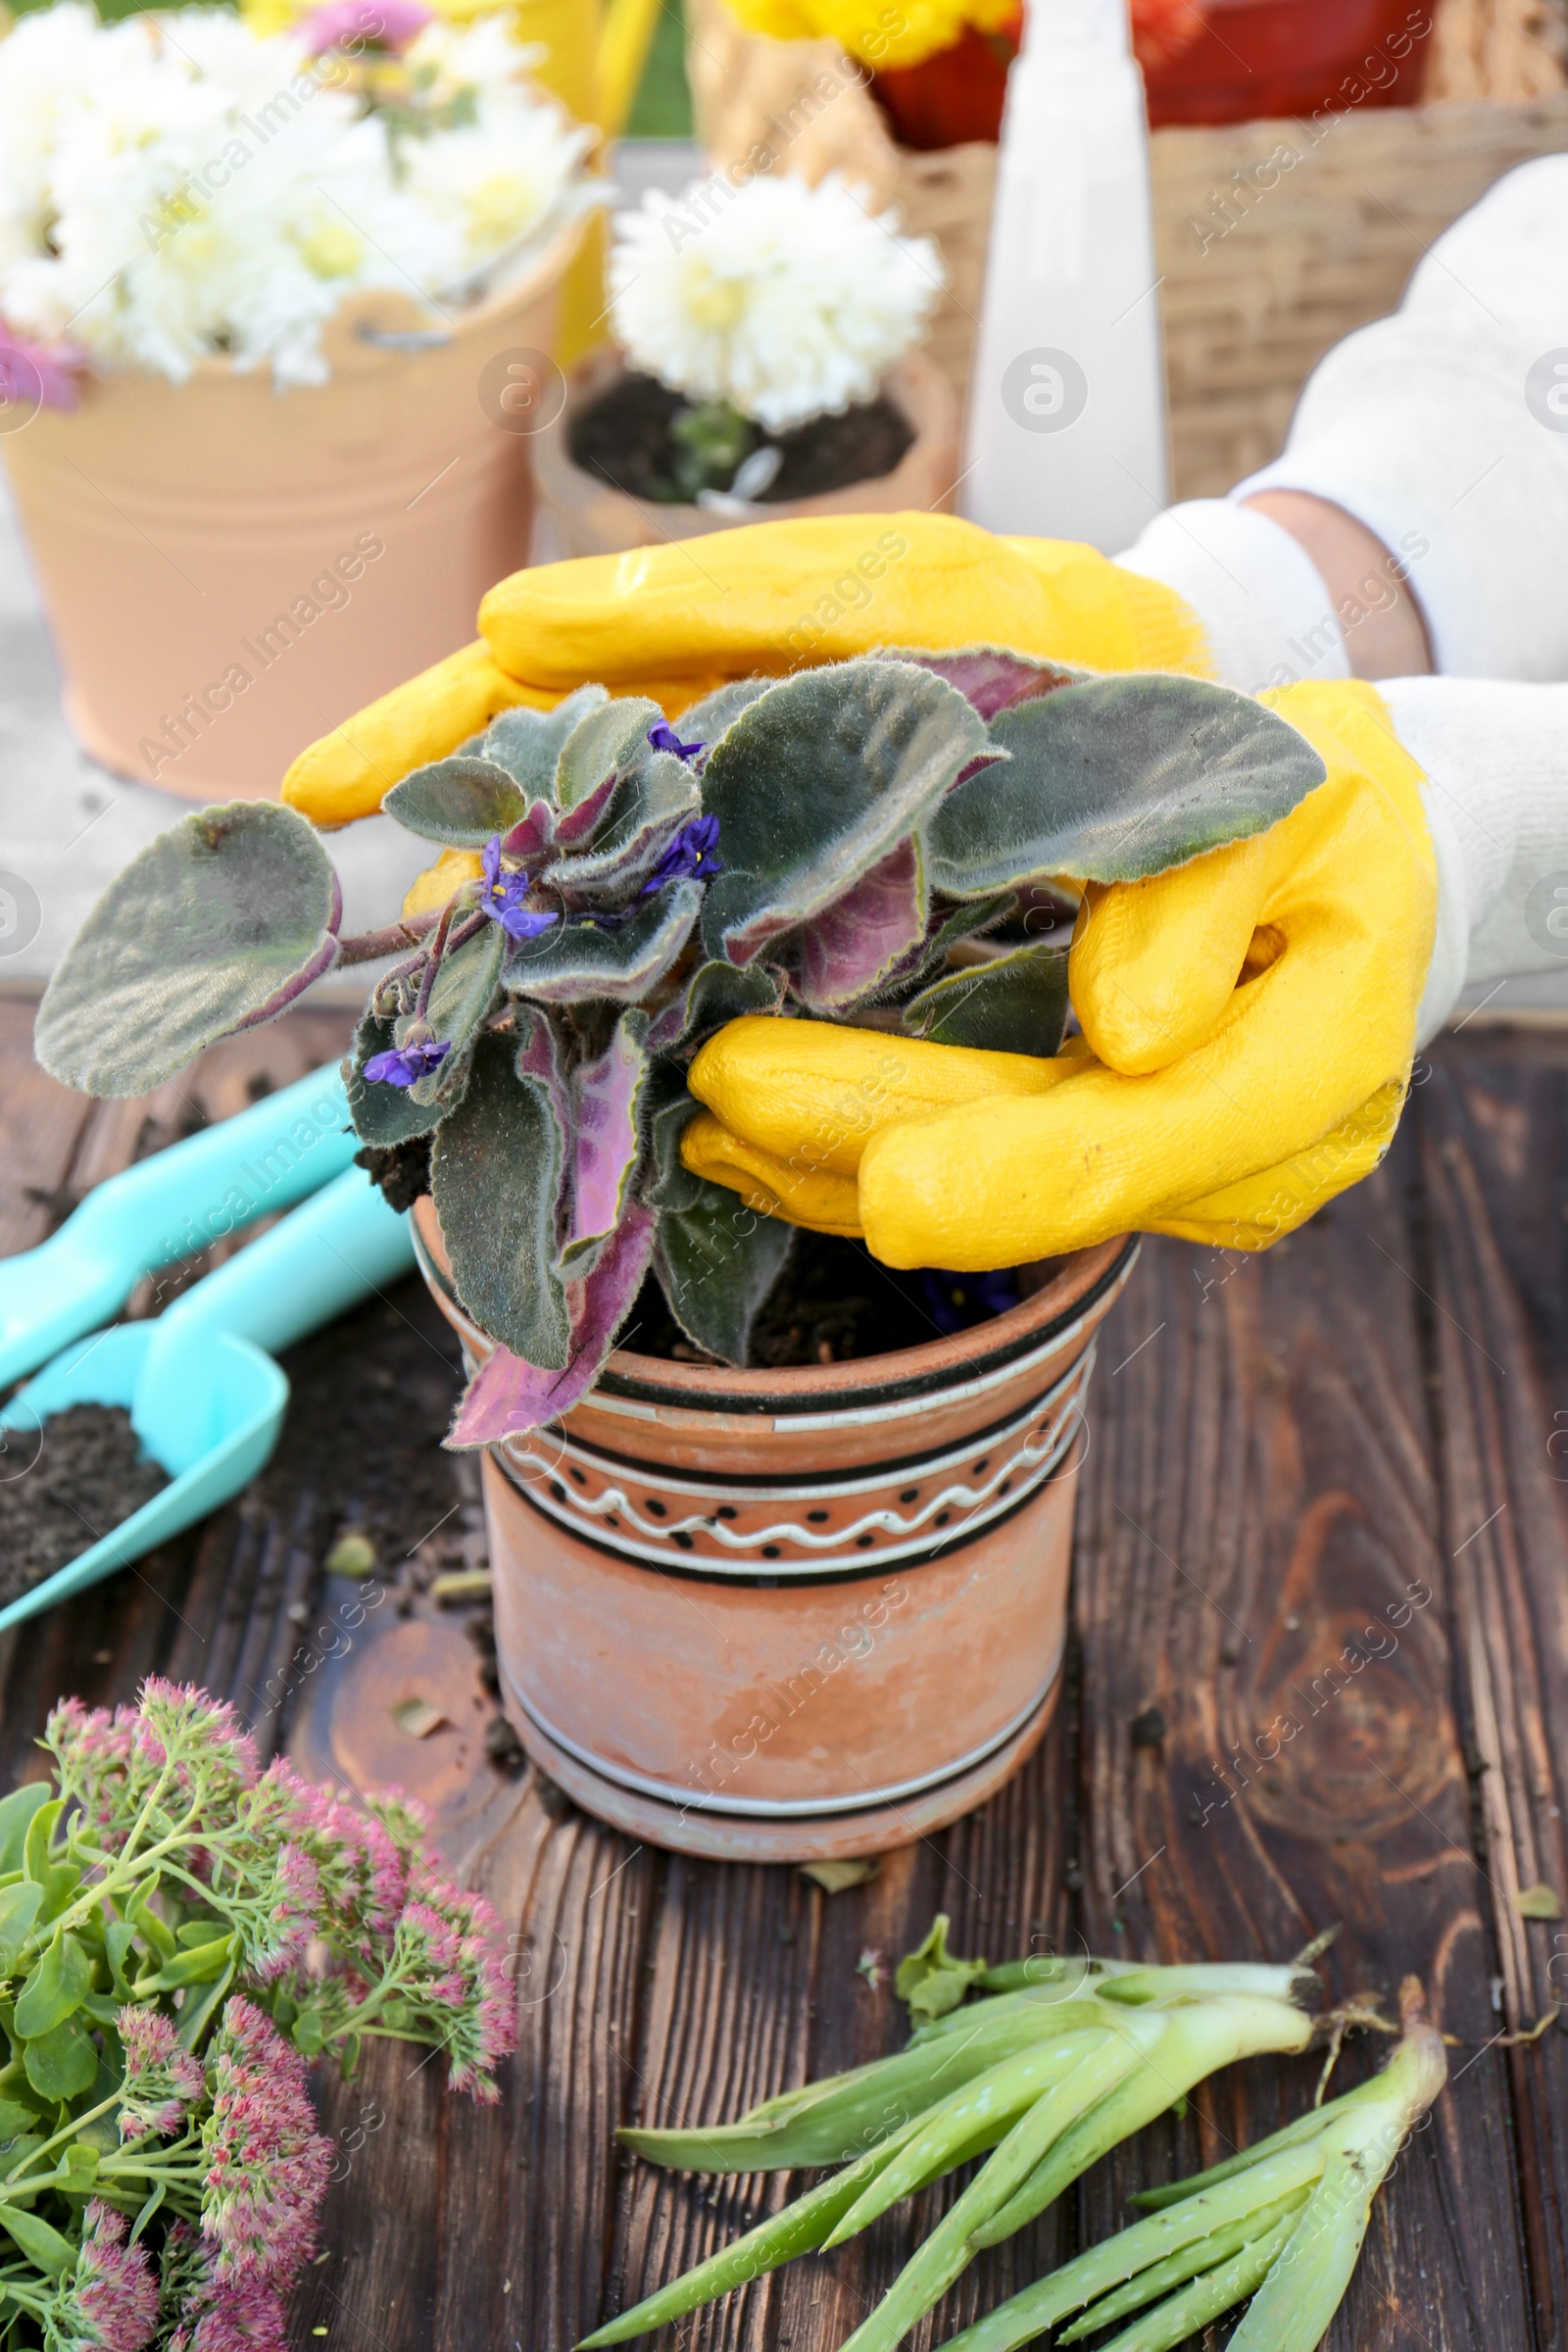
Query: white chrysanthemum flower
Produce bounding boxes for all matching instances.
[0,3,588,389]
[608,171,945,433]
[401,105,594,277]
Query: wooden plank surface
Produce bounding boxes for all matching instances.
[1,998,1566,2352]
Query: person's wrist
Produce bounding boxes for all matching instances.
[1241,492,1433,680]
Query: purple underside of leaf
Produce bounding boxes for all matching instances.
[565,1021,645,1260]
[449,1206,656,1446]
[896,649,1084,720]
[501,802,559,859]
[233,870,342,1029]
[793,839,926,1010]
[550,772,619,849]
[949,750,1006,794]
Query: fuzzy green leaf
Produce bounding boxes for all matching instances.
[35,804,341,1096]
[675,677,775,742]
[640,1063,707,1216]
[700,662,987,965]
[556,697,663,809]
[383,758,529,849]
[503,882,701,1006]
[22,2014,97,2101]
[482,685,608,800]
[554,756,698,899]
[15,1932,90,2038]
[654,1188,794,1366]
[927,676,1327,896]
[431,1031,570,1368]
[903,944,1069,1057]
[646,957,785,1054]
[410,922,505,1105]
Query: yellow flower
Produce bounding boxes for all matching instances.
[722,0,1017,73]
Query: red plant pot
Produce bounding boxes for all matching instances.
[869,0,1432,147]
[1142,0,1434,126]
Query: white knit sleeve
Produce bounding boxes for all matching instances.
[1233,155,1568,681]
[1380,677,1568,1042]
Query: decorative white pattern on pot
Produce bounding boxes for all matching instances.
[489,1347,1094,1576]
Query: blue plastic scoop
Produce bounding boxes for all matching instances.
[0,1060,357,1392]
[0,1168,416,1633]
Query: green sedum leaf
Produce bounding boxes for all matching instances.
[431,1031,570,1368]
[15,1931,90,2038]
[383,757,528,848]
[700,662,987,965]
[903,944,1069,1058]
[926,674,1327,896]
[0,1788,50,1879]
[0,2205,77,2278]
[0,1884,43,1981]
[35,804,341,1096]
[22,2014,96,2101]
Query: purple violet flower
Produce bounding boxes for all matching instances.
[478,835,558,942]
[640,813,723,897]
[647,722,705,762]
[364,1035,450,1090]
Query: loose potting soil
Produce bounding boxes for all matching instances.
[0,1403,167,1606]
[568,370,915,506]
[356,1142,1025,1366]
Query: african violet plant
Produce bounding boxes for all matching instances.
[36,650,1326,1446]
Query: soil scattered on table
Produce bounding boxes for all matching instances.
[569,369,915,506]
[0,1404,167,1605]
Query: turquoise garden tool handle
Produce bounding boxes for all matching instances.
[0,1170,416,1634]
[0,1060,353,1388]
[136,1168,416,1476]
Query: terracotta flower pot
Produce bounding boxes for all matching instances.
[532,347,960,560]
[412,1195,1136,1861]
[0,217,584,802]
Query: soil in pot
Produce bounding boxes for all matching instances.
[0,1404,167,1605]
[567,369,915,507]
[360,1139,1048,1366]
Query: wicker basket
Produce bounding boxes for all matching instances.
[686,0,1568,498]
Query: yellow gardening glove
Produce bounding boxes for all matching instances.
[280,513,1211,827]
[684,680,1439,1263]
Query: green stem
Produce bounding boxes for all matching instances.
[4,2091,121,2187]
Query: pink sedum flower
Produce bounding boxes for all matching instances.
[62,2200,160,2352]
[200,1997,332,2285]
[119,2004,207,2139]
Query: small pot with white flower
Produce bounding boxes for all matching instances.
[0,0,598,801]
[36,654,1326,1859]
[533,168,960,560]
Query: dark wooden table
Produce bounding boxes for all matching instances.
[3,989,1566,2352]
